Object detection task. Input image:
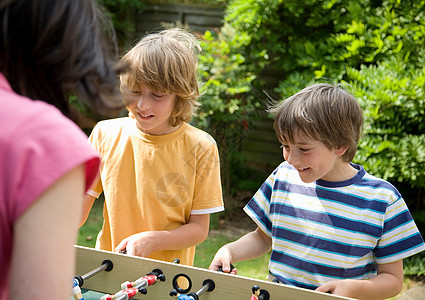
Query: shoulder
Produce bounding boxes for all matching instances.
[182,123,218,147]
[0,75,93,158]
[93,117,132,131]
[2,96,96,163]
[184,124,217,142]
[0,91,99,219]
[1,96,87,146]
[91,117,133,138]
[273,161,299,179]
[356,167,402,204]
[0,74,70,130]
[275,161,294,172]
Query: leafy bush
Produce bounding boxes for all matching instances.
[346,55,425,234]
[347,55,425,189]
[404,253,425,277]
[220,0,425,206]
[195,25,269,197]
[201,0,425,244]
[224,0,425,93]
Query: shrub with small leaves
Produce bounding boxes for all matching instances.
[347,54,425,190]
[195,24,269,197]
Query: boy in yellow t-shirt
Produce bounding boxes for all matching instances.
[80,28,224,266]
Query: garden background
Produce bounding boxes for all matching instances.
[76,0,425,296]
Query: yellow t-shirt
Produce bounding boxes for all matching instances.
[88,117,224,265]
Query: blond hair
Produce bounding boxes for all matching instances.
[269,83,364,162]
[120,28,201,126]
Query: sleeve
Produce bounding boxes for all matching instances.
[86,123,104,198]
[374,196,425,263]
[190,133,224,214]
[5,104,100,223]
[243,169,276,238]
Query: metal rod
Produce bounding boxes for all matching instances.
[81,260,113,281]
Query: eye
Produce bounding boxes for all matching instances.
[152,93,165,98]
[299,147,311,152]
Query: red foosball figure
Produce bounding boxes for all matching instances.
[250,285,269,300]
[250,285,260,300]
[101,287,138,300]
[121,274,158,290]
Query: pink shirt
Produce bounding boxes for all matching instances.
[0,73,100,297]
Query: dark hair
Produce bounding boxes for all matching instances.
[0,0,123,116]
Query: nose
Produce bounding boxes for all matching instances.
[284,148,298,165]
[136,94,150,110]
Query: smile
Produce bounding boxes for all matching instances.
[138,113,153,118]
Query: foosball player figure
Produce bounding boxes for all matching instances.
[101,288,138,300]
[121,269,165,290]
[250,285,269,300]
[169,290,193,300]
[120,269,165,293]
[72,278,84,300]
[102,269,165,300]
[250,285,260,300]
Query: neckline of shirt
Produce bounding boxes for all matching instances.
[131,119,188,144]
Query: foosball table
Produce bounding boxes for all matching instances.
[72,246,352,300]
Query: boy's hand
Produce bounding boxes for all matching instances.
[114,214,210,258]
[208,247,238,275]
[316,279,359,298]
[316,260,403,300]
[115,231,158,257]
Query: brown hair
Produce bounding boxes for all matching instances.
[269,83,364,162]
[0,0,122,116]
[120,28,201,126]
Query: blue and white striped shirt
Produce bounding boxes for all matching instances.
[244,161,425,290]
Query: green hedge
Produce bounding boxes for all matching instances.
[196,0,425,220]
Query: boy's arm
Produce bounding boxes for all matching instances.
[114,213,210,257]
[80,193,96,227]
[315,260,404,299]
[209,227,272,274]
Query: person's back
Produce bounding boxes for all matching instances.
[0,74,101,297]
[0,0,121,298]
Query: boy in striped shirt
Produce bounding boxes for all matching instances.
[209,83,425,299]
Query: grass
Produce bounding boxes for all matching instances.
[77,196,270,280]
[77,195,104,247]
[193,232,270,280]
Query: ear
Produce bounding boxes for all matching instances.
[335,145,348,156]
